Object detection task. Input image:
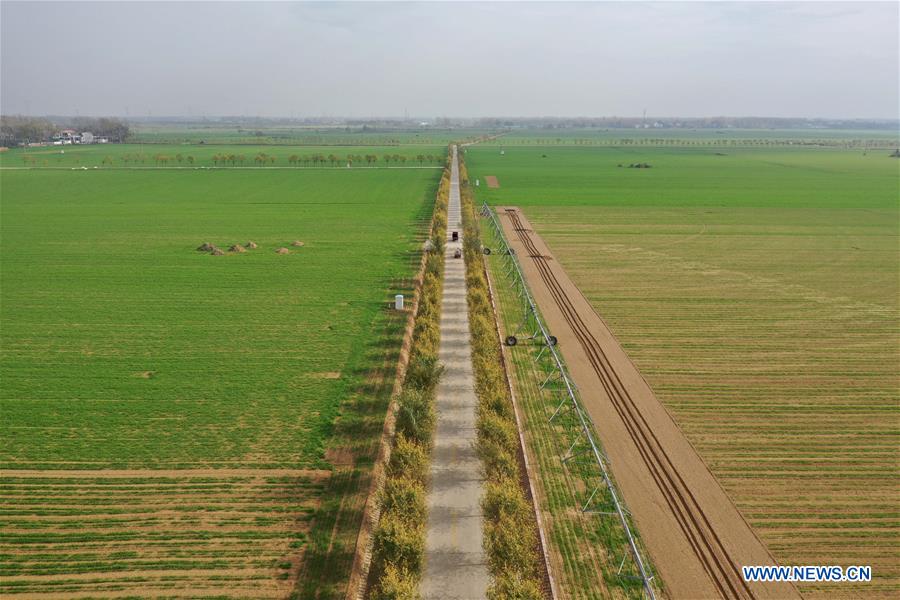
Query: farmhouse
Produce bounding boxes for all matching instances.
[50,130,107,145]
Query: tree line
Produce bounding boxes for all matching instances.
[145,152,443,167]
[21,151,446,167]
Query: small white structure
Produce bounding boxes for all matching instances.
[394,294,404,310]
[475,179,480,187]
[81,132,94,144]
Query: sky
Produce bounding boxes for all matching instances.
[1,1,898,119]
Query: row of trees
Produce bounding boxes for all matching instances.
[491,137,893,148]
[151,154,197,166]
[19,151,445,167]
[285,153,443,166]
[471,116,898,130]
[213,153,247,166]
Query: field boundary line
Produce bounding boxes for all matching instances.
[0,468,329,479]
[344,167,447,600]
[482,241,559,600]
[0,166,443,171]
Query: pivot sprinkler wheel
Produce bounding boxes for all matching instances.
[505,336,518,347]
[546,336,558,346]
[482,247,492,255]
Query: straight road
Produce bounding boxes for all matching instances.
[421,147,489,599]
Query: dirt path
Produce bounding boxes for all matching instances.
[496,206,799,600]
[421,146,489,599]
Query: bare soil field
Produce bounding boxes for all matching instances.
[497,206,799,600]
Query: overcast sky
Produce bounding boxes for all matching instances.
[2,1,897,119]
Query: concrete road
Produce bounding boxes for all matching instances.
[421,146,489,600]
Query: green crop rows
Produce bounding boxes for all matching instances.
[468,136,899,598]
[0,159,442,596]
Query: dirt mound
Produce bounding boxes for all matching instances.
[228,244,246,253]
[210,247,225,256]
[197,242,214,251]
[291,240,305,247]
[245,241,258,249]
[275,247,290,255]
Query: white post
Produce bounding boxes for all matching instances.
[394,294,404,310]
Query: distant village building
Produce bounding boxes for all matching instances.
[53,130,78,144]
[50,130,106,144]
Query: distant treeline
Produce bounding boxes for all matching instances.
[123,115,898,131]
[0,115,130,146]
[469,116,899,130]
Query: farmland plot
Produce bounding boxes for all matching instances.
[0,167,439,596]
[1,142,447,170]
[468,143,899,598]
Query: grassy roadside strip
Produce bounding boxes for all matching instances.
[458,155,547,599]
[295,157,447,600]
[363,153,451,599]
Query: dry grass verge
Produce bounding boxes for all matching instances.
[365,152,451,599]
[458,155,547,599]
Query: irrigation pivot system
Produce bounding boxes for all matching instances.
[482,202,658,600]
